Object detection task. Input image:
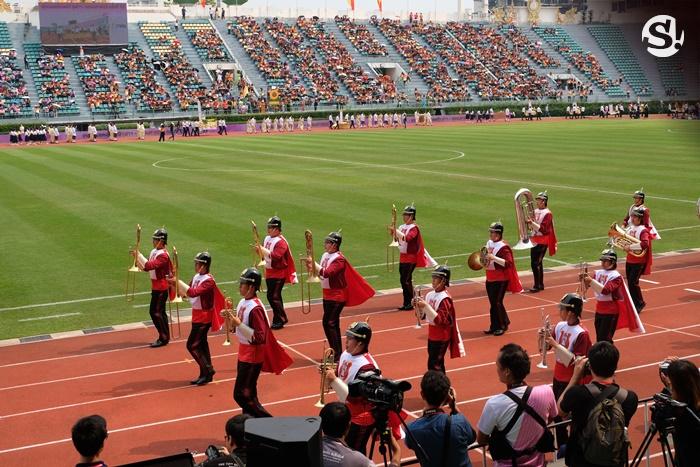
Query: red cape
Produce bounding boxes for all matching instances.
[343,259,376,307]
[548,220,558,256]
[415,228,437,268]
[615,281,645,333]
[449,304,466,359]
[642,234,653,276]
[262,330,294,374]
[502,245,523,293]
[280,235,298,284]
[211,285,227,332]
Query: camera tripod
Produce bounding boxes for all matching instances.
[629,419,676,467]
[368,406,428,467]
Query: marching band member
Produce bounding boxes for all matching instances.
[413,266,465,373]
[624,207,653,313]
[325,322,404,455]
[390,204,437,311]
[623,189,660,239]
[528,191,557,292]
[582,249,645,343]
[307,232,375,361]
[483,222,523,336]
[255,216,297,329]
[226,268,293,417]
[170,252,226,385]
[132,228,172,347]
[538,293,592,446]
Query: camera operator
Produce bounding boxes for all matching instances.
[72,415,108,467]
[405,371,475,467]
[200,414,252,467]
[324,321,401,456]
[665,359,700,467]
[321,401,401,467]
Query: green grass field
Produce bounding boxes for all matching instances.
[1,118,698,340]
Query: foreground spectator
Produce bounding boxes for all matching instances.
[666,359,700,467]
[558,341,638,467]
[201,414,253,467]
[405,370,475,467]
[476,343,556,467]
[72,415,108,467]
[321,401,401,467]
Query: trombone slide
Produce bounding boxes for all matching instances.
[537,312,550,369]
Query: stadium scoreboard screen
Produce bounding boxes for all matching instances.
[39,2,128,46]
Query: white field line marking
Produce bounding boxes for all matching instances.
[639,278,660,284]
[17,313,81,322]
[170,141,698,204]
[684,288,700,294]
[644,322,700,339]
[3,343,699,456]
[2,232,698,314]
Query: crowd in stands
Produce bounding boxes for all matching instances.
[73,54,126,115]
[334,15,387,56]
[114,45,173,112]
[372,18,469,103]
[501,26,559,68]
[446,22,556,101]
[183,22,230,61]
[296,16,396,105]
[33,51,77,115]
[0,49,30,117]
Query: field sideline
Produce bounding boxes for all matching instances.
[0,118,698,340]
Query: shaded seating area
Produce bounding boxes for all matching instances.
[24,43,79,117]
[72,54,126,115]
[0,22,31,118]
[182,21,230,62]
[114,44,173,112]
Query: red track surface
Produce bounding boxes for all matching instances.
[1,252,698,466]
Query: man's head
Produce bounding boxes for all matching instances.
[536,191,548,208]
[559,293,583,321]
[345,321,371,355]
[225,414,252,451]
[496,343,531,385]
[633,189,645,205]
[71,415,108,460]
[152,228,168,247]
[267,216,282,235]
[588,341,620,379]
[489,222,504,241]
[431,265,450,289]
[320,402,351,438]
[403,204,416,222]
[194,251,211,273]
[599,248,617,270]
[324,231,342,253]
[631,207,645,225]
[239,267,262,296]
[420,370,452,407]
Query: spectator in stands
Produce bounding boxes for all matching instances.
[558,341,638,467]
[201,414,253,467]
[665,359,700,467]
[321,401,401,467]
[72,415,108,467]
[476,343,557,467]
[405,371,475,467]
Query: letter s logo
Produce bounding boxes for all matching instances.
[642,15,684,58]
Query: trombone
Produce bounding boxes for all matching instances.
[168,246,183,339]
[386,204,399,272]
[299,230,320,315]
[315,344,337,408]
[251,221,266,267]
[222,297,235,346]
[537,308,550,369]
[576,259,589,302]
[125,224,142,302]
[412,286,424,329]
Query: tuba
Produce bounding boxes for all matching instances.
[386,204,399,272]
[315,345,337,408]
[299,230,320,315]
[608,223,645,258]
[467,246,490,271]
[514,188,536,250]
[125,224,142,302]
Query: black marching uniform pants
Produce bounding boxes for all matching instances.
[187,323,213,377]
[399,262,416,308]
[150,290,170,343]
[552,379,570,447]
[427,339,450,373]
[234,360,272,417]
[266,278,288,325]
[322,300,345,361]
[594,313,619,343]
[625,262,646,311]
[530,244,548,289]
[346,423,375,456]
[486,281,510,331]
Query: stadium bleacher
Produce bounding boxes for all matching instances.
[182,20,231,62]
[24,43,80,117]
[113,44,173,112]
[72,54,127,115]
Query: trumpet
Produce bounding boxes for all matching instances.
[125,224,142,302]
[386,204,399,272]
[222,297,235,346]
[537,309,550,369]
[168,246,183,339]
[412,286,424,329]
[251,221,266,267]
[467,246,490,271]
[299,230,320,315]
[576,260,589,302]
[315,345,337,408]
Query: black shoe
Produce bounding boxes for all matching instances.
[398,305,414,311]
[637,303,646,313]
[493,329,505,336]
[271,322,284,330]
[483,329,496,335]
[150,340,168,348]
[528,287,542,293]
[192,376,208,386]
[190,376,203,385]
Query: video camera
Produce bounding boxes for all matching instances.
[650,393,687,433]
[348,370,411,413]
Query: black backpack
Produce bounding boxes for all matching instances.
[488,387,555,466]
[578,384,630,466]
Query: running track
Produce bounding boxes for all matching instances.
[1,252,698,466]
